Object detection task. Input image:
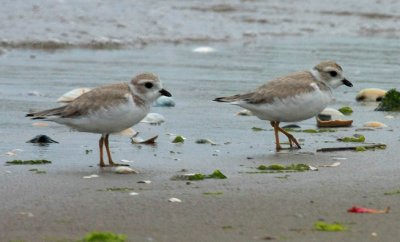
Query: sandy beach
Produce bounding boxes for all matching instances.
[1,1,400,241]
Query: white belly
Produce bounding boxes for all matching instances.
[55,100,149,134]
[239,91,333,122]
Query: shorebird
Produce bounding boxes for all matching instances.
[27,73,171,167]
[214,61,353,151]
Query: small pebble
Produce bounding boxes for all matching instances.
[356,88,386,102]
[363,121,388,128]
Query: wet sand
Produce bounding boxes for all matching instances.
[1,0,400,241]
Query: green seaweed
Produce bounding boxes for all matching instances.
[251,127,266,131]
[314,221,346,232]
[6,160,51,165]
[80,231,126,242]
[339,135,365,143]
[172,136,185,143]
[188,174,206,181]
[375,89,400,111]
[207,169,227,179]
[384,190,400,195]
[188,170,227,180]
[257,164,310,172]
[355,146,367,152]
[338,106,353,115]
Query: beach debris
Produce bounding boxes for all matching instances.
[195,138,217,145]
[129,192,139,196]
[252,127,267,131]
[356,88,386,102]
[113,166,138,174]
[6,159,51,165]
[81,231,127,242]
[26,135,58,144]
[57,87,91,103]
[320,162,341,167]
[121,159,135,163]
[172,135,185,143]
[131,135,158,144]
[168,197,182,203]
[314,221,346,232]
[256,164,312,173]
[375,89,400,111]
[117,128,138,137]
[316,109,352,127]
[192,46,216,53]
[363,121,388,128]
[347,206,390,214]
[171,170,227,181]
[385,115,394,119]
[383,190,400,195]
[5,149,23,156]
[83,174,99,179]
[32,122,49,127]
[137,180,151,184]
[140,113,165,125]
[18,212,35,218]
[203,192,223,195]
[316,143,386,152]
[154,96,175,107]
[29,168,46,174]
[338,134,365,143]
[308,165,318,171]
[237,109,253,116]
[338,106,353,115]
[282,124,301,129]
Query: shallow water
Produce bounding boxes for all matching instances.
[1,2,400,241]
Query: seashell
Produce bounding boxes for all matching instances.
[237,109,253,116]
[308,165,318,171]
[140,113,165,124]
[153,96,175,107]
[356,88,386,102]
[129,192,139,196]
[120,159,135,163]
[113,166,138,174]
[26,135,59,144]
[319,108,344,118]
[363,121,388,128]
[137,180,151,184]
[57,88,91,103]
[192,46,216,53]
[131,135,158,144]
[83,174,99,179]
[320,162,341,167]
[168,197,182,203]
[117,128,138,137]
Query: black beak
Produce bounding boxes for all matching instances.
[342,78,353,87]
[159,89,172,97]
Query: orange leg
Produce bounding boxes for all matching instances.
[99,135,105,167]
[104,134,116,166]
[270,121,282,151]
[277,126,301,149]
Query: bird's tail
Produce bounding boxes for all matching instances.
[26,106,67,119]
[213,93,252,103]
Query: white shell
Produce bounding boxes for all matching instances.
[129,192,139,196]
[57,88,92,103]
[83,174,99,179]
[356,88,386,102]
[137,180,152,184]
[113,166,138,174]
[192,46,216,53]
[320,162,341,167]
[308,165,318,171]
[168,197,182,203]
[140,113,165,125]
[319,107,344,117]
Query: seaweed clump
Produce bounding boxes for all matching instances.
[375,89,400,111]
[6,159,52,165]
[80,231,127,242]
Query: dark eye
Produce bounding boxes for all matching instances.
[329,71,338,77]
[144,82,153,89]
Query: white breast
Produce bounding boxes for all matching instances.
[55,95,149,134]
[239,90,333,122]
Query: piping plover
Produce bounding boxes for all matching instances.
[27,73,171,167]
[214,61,353,151]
